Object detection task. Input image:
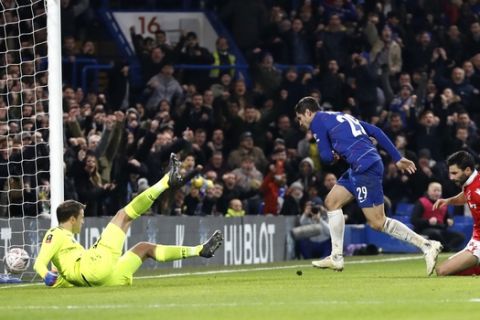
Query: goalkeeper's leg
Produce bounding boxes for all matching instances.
[131,230,223,262]
[87,154,183,286]
[110,153,182,233]
[102,231,224,286]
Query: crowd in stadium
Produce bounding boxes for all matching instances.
[2,0,480,236]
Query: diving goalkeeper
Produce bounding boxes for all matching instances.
[34,153,223,287]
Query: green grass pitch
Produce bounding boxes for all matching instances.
[1,254,479,320]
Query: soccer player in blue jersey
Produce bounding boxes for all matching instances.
[295,97,443,275]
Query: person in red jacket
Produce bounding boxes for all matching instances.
[260,148,287,214]
[411,181,464,252]
[434,151,480,276]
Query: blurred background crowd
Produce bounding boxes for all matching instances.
[1,0,480,235]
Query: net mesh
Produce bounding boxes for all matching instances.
[0,0,51,280]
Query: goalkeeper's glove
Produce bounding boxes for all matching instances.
[44,271,58,286]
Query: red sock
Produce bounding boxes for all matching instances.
[454,266,480,276]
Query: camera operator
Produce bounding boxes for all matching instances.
[291,201,332,259]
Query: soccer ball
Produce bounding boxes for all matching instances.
[4,248,30,273]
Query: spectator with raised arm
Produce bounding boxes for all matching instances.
[72,151,115,216]
[130,26,170,83]
[367,23,402,104]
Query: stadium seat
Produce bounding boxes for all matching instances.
[453,215,473,224]
[365,225,418,253]
[448,205,455,215]
[450,221,473,248]
[395,202,414,216]
[344,224,367,244]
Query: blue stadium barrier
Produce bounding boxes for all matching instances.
[274,64,315,73]
[62,57,99,89]
[344,224,366,244]
[396,202,414,216]
[364,224,419,253]
[173,63,249,78]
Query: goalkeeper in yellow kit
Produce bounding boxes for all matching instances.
[33,154,223,287]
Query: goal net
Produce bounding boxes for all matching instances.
[0,0,62,282]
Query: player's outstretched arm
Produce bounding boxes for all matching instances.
[361,121,402,163]
[395,157,416,174]
[433,191,466,210]
[33,231,62,286]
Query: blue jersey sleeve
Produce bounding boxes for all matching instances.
[360,121,402,162]
[311,113,334,163]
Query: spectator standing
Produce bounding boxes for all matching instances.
[209,37,236,83]
[175,31,214,91]
[283,18,313,65]
[252,52,282,99]
[144,64,183,116]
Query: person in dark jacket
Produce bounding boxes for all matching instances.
[174,31,214,91]
[73,152,115,216]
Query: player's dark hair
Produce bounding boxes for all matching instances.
[56,200,85,223]
[294,96,321,115]
[446,151,475,171]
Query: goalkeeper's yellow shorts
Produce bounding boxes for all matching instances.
[77,223,142,286]
[102,251,143,286]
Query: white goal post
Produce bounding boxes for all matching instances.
[0,0,63,280]
[47,0,64,227]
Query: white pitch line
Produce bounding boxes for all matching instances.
[4,297,478,310]
[0,301,387,310]
[0,255,424,289]
[136,255,424,279]
[0,282,43,289]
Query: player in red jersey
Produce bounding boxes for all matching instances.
[433,151,480,276]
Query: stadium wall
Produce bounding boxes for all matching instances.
[1,216,297,271]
